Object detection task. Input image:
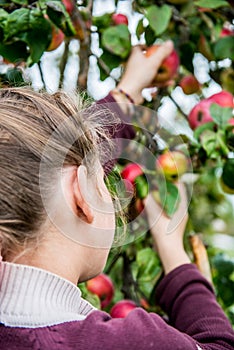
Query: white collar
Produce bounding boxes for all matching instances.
[0,261,95,328]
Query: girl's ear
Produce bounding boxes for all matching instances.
[74,165,94,224]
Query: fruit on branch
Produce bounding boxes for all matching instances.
[62,0,74,15]
[179,74,200,95]
[220,27,234,38]
[220,159,234,194]
[86,273,114,308]
[145,45,180,85]
[46,24,65,52]
[188,91,234,130]
[112,13,129,26]
[156,151,188,180]
[209,91,234,107]
[110,300,137,318]
[121,163,143,184]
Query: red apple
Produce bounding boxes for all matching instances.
[112,13,128,26]
[121,163,143,184]
[220,27,234,38]
[46,24,65,51]
[156,151,188,180]
[110,300,137,318]
[208,90,234,107]
[179,74,200,95]
[145,45,180,85]
[188,91,234,130]
[86,273,114,309]
[62,0,74,15]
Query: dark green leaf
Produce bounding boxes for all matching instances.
[210,103,233,127]
[136,18,144,40]
[92,13,112,31]
[144,25,156,46]
[179,43,195,73]
[146,5,172,36]
[102,25,131,59]
[195,0,229,8]
[159,180,180,217]
[0,41,28,63]
[46,0,76,36]
[214,36,234,61]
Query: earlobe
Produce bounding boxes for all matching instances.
[75,165,94,224]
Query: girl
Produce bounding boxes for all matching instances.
[0,42,234,350]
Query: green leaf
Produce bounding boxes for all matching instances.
[195,0,229,9]
[135,175,149,199]
[135,248,162,298]
[136,18,144,40]
[98,50,122,81]
[200,129,218,158]
[0,9,8,41]
[3,8,52,65]
[194,122,215,141]
[46,0,76,37]
[210,103,233,127]
[159,180,180,217]
[102,25,131,59]
[146,5,172,36]
[4,8,30,42]
[92,13,112,31]
[144,25,156,46]
[0,41,28,63]
[179,43,195,73]
[214,36,234,61]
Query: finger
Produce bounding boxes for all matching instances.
[148,40,174,66]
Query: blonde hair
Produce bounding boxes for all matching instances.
[0,87,119,258]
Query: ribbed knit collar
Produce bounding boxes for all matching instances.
[0,261,95,328]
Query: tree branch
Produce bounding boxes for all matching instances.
[59,38,70,89]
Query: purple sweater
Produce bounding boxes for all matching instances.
[0,264,234,350]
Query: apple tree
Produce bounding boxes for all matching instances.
[0,0,234,324]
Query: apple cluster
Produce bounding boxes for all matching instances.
[86,273,139,318]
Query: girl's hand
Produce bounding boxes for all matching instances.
[116,40,174,104]
[144,182,191,274]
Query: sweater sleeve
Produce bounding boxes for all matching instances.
[68,264,234,350]
[94,93,135,173]
[96,93,135,141]
[155,263,234,350]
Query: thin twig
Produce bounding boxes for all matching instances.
[169,94,188,119]
[38,61,46,89]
